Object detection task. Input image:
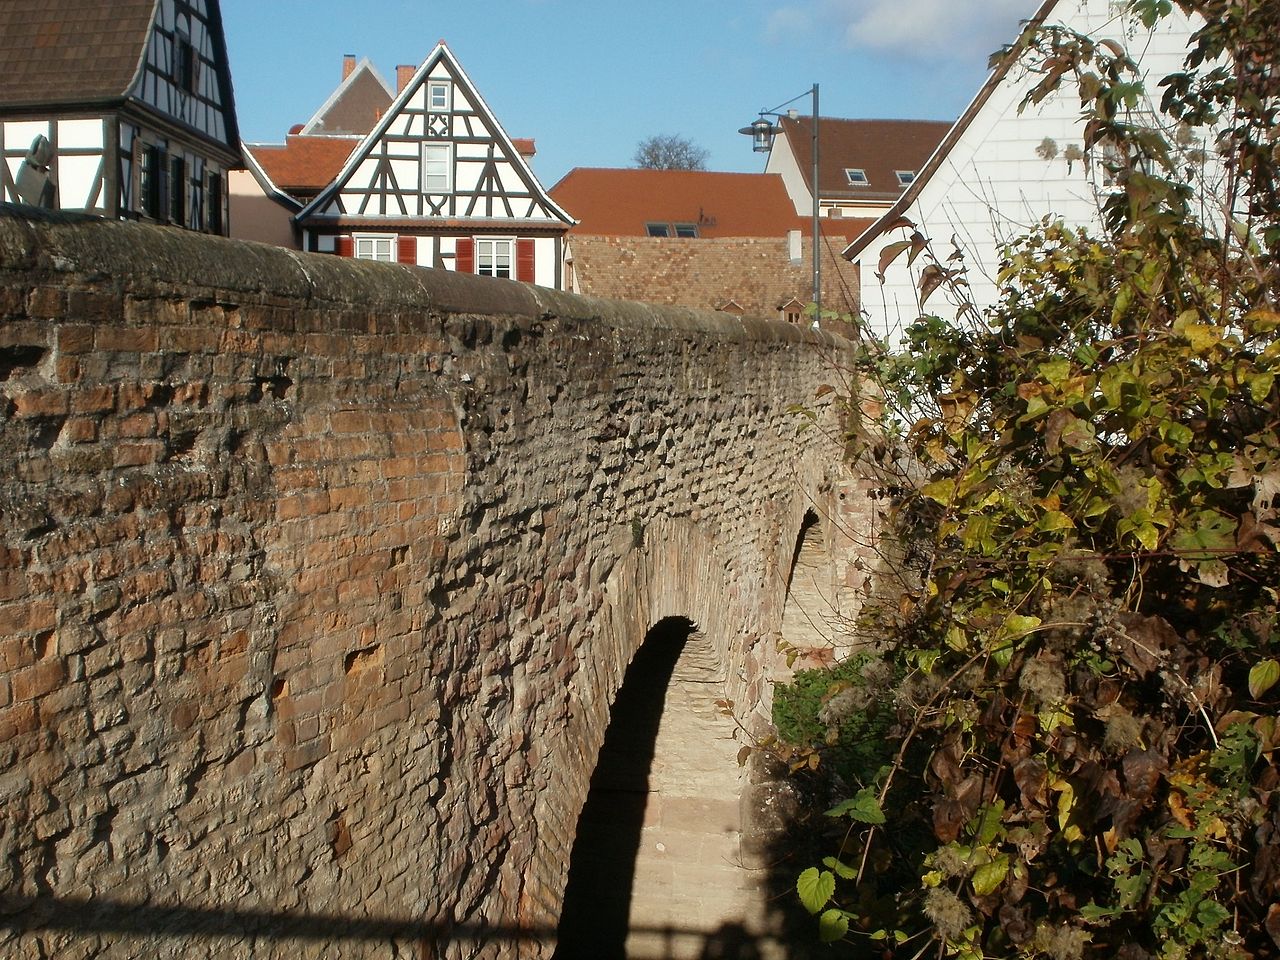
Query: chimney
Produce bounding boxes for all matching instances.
[512,138,537,160]
[397,65,415,93]
[342,55,356,80]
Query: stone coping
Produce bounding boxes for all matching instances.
[0,203,850,349]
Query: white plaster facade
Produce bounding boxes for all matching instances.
[847,0,1210,342]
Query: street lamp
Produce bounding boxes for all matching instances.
[740,84,820,317]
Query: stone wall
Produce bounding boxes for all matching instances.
[566,234,861,323]
[0,205,859,958]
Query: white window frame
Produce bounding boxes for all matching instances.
[354,233,396,262]
[475,237,514,279]
[422,142,453,193]
[895,170,915,186]
[428,81,452,112]
[845,168,869,186]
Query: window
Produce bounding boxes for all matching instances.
[354,235,396,261]
[475,238,513,278]
[170,155,186,225]
[428,81,451,111]
[895,170,915,186]
[422,143,452,193]
[138,143,167,219]
[645,222,699,238]
[844,168,869,186]
[172,31,197,93]
[206,171,224,234]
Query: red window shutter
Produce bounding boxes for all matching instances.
[397,235,417,264]
[455,237,474,274]
[516,238,536,283]
[335,235,353,257]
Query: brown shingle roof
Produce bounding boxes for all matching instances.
[301,60,393,136]
[0,0,157,107]
[781,117,952,201]
[247,136,360,196]
[550,168,815,237]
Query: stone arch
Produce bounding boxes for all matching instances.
[778,507,843,670]
[554,615,694,959]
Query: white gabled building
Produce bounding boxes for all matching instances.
[0,0,241,234]
[844,0,1206,342]
[294,41,573,288]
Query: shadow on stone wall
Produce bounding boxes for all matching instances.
[2,894,766,958]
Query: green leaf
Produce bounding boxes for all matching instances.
[797,868,835,914]
[819,909,850,942]
[971,855,1010,896]
[1249,659,1280,699]
[1170,510,1235,559]
[823,856,859,880]
[826,786,887,825]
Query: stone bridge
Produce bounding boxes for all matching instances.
[0,207,867,958]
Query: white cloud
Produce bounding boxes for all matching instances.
[764,5,815,43]
[771,0,1034,61]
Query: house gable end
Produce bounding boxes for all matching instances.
[124,0,240,160]
[298,42,572,227]
[300,58,394,137]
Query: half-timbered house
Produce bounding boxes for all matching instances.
[0,0,241,234]
[294,42,573,287]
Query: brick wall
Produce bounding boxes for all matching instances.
[0,206,861,958]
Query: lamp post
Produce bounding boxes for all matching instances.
[740,84,820,317]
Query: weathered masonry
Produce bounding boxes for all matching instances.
[0,205,865,958]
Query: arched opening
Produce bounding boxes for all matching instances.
[555,616,693,959]
[779,509,839,666]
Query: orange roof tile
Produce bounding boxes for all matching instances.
[550,168,816,237]
[246,136,359,195]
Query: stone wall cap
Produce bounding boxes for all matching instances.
[0,205,850,349]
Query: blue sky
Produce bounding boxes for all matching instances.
[221,0,1033,189]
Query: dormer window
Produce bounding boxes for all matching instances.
[896,170,916,186]
[428,81,451,111]
[845,168,869,186]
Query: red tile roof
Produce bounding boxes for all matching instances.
[550,168,817,237]
[781,117,952,201]
[247,136,360,195]
[0,0,157,106]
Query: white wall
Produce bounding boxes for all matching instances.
[855,1,1210,343]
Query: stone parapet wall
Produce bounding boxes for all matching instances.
[0,205,858,958]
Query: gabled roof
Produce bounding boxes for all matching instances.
[550,168,824,237]
[246,136,359,196]
[297,40,572,225]
[300,57,394,137]
[843,0,1058,259]
[0,0,157,107]
[0,0,240,153]
[781,116,952,202]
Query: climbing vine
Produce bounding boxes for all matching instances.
[777,2,1280,957]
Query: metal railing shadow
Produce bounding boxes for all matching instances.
[3,894,767,958]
